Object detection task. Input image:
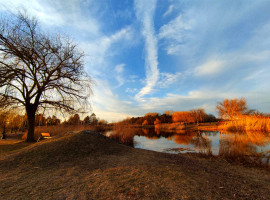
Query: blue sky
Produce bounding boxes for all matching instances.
[1,0,270,122]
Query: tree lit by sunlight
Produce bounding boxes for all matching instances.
[0,12,92,142]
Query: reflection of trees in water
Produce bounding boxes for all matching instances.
[173,132,196,145]
[110,127,270,167]
[155,126,160,135]
[191,133,212,154]
[137,128,175,139]
[207,131,218,137]
[173,131,212,154]
[218,132,270,167]
[243,131,270,145]
[137,128,213,154]
[141,128,158,139]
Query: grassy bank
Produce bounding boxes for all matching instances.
[1,131,270,199]
[20,124,111,140]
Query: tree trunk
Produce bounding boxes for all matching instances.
[26,105,37,142]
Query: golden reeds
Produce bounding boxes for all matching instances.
[218,115,270,133]
[108,126,135,146]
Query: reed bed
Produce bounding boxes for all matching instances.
[218,115,270,133]
[108,126,136,146]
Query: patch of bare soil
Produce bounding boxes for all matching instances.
[0,131,269,200]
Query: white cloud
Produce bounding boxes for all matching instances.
[159,14,192,55]
[2,0,270,120]
[135,90,218,113]
[158,72,182,88]
[163,4,174,18]
[194,60,224,77]
[127,75,138,83]
[80,26,134,76]
[92,106,136,123]
[91,79,137,121]
[192,49,270,78]
[126,88,138,93]
[136,88,270,116]
[134,0,159,99]
[243,70,265,81]
[114,63,125,87]
[0,0,100,35]
[115,64,124,73]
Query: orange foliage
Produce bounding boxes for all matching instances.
[172,111,194,124]
[142,120,149,126]
[154,118,161,125]
[216,98,247,120]
[218,115,270,132]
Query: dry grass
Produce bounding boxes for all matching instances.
[1,131,270,199]
[155,123,185,131]
[0,140,30,155]
[21,124,111,141]
[155,122,220,132]
[219,115,270,132]
[108,126,136,146]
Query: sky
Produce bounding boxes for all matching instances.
[0,0,270,122]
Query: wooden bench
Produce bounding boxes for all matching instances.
[37,133,51,142]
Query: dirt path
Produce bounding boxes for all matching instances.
[0,131,269,199]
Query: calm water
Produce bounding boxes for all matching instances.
[105,128,270,167]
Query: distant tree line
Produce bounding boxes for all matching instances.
[172,109,216,124]
[0,110,107,134]
[62,113,107,126]
[0,111,61,133]
[117,97,270,126]
[116,109,217,126]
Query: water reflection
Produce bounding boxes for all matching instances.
[104,127,270,167]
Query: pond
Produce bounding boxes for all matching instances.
[104,128,270,167]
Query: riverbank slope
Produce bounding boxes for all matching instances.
[0,131,269,199]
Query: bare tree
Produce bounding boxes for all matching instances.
[0,110,8,139]
[0,12,92,142]
[216,98,247,120]
[190,108,206,124]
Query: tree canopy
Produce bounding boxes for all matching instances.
[216,98,247,120]
[0,12,92,141]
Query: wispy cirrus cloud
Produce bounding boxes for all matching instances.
[158,72,182,88]
[114,63,125,87]
[134,0,159,99]
[0,0,100,36]
[194,60,224,77]
[80,26,135,76]
[1,0,270,122]
[163,4,174,18]
[159,14,192,55]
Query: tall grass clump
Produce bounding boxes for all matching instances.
[108,126,136,146]
[219,115,270,133]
